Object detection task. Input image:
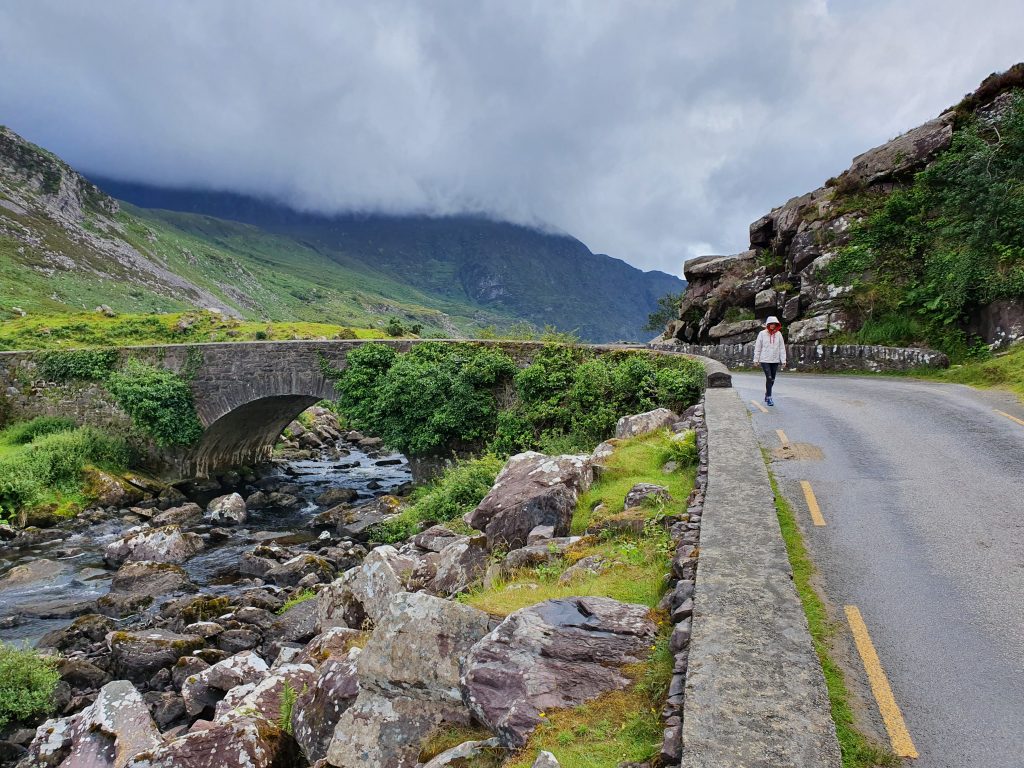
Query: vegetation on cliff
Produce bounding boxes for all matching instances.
[829,92,1024,357]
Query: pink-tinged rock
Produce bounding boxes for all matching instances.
[124,716,300,768]
[292,649,361,763]
[461,596,656,748]
[181,650,269,717]
[465,452,593,551]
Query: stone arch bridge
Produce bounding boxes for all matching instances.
[0,340,728,480]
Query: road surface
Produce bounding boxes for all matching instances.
[732,371,1024,768]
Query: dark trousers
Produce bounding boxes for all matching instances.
[761,362,780,398]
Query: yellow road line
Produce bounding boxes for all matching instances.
[799,480,826,526]
[751,400,769,413]
[995,409,1024,428]
[844,605,919,759]
[776,429,790,447]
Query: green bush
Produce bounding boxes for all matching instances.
[330,344,704,458]
[106,359,204,446]
[0,644,60,728]
[386,317,405,337]
[0,416,76,445]
[37,348,118,381]
[662,429,698,467]
[370,455,504,543]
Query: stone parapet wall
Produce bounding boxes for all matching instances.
[654,341,949,372]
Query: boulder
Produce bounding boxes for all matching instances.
[264,598,320,653]
[85,469,146,508]
[108,629,205,683]
[143,690,187,730]
[410,525,466,553]
[0,558,68,590]
[465,452,592,551]
[316,487,359,507]
[707,318,762,341]
[104,525,205,568]
[614,408,678,439]
[205,493,247,525]
[683,250,758,281]
[23,680,160,768]
[356,592,491,703]
[213,663,315,724]
[124,716,301,768]
[149,503,204,528]
[754,288,779,312]
[58,657,111,690]
[316,545,417,630]
[324,690,469,768]
[292,649,361,762]
[788,313,843,344]
[265,553,334,587]
[461,596,657,748]
[623,483,673,509]
[335,495,401,537]
[844,112,954,188]
[181,650,269,717]
[98,560,194,617]
[428,535,490,596]
[533,752,561,768]
[217,628,261,654]
[38,614,115,652]
[501,537,581,573]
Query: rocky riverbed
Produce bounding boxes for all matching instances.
[0,404,706,768]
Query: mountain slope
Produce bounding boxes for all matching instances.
[92,179,685,341]
[0,123,684,341]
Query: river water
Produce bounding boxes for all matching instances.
[0,441,411,645]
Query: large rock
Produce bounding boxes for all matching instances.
[316,487,359,507]
[356,592,491,703]
[265,553,335,587]
[844,112,954,188]
[149,503,204,528]
[316,545,416,630]
[614,408,678,439]
[292,649,361,762]
[24,680,160,768]
[465,452,592,551]
[205,493,247,525]
[324,690,469,768]
[213,663,315,724]
[124,716,300,768]
[461,596,657,748]
[708,318,762,341]
[0,558,68,590]
[181,650,269,717]
[98,561,195,617]
[37,614,115,652]
[683,250,758,281]
[108,629,205,683]
[788,313,846,344]
[104,525,205,568]
[85,470,147,508]
[428,535,490,596]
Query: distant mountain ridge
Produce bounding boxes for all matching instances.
[92,178,685,341]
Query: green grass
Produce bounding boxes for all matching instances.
[277,588,317,614]
[913,343,1024,401]
[0,311,389,351]
[0,418,132,520]
[764,455,896,768]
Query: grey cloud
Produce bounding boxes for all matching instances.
[1,0,1022,275]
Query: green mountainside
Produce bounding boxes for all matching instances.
[0,126,683,341]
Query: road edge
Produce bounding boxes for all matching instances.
[681,388,841,767]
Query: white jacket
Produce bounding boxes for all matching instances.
[753,329,787,365]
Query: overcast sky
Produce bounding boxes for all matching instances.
[1,1,1022,275]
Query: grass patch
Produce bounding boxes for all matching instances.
[419,723,503,764]
[573,430,697,533]
[0,311,389,351]
[368,455,505,543]
[0,423,132,519]
[504,628,673,768]
[764,455,897,768]
[913,343,1024,401]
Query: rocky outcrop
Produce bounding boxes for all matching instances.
[181,650,269,717]
[292,649,361,762]
[124,716,300,768]
[316,545,417,630]
[465,452,593,551]
[663,69,1021,352]
[460,596,657,748]
[205,493,247,525]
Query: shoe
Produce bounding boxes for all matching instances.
[766,398,775,406]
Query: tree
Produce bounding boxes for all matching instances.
[643,292,684,332]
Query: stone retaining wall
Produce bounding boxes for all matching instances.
[654,341,949,372]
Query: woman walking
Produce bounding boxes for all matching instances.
[753,315,787,406]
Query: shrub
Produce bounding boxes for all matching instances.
[0,416,76,445]
[106,359,204,446]
[37,348,118,381]
[386,317,405,337]
[0,644,60,728]
[662,429,698,467]
[654,363,704,413]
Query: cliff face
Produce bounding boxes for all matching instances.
[664,65,1024,352]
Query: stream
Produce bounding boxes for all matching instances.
[0,436,412,646]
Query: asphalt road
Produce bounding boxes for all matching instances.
[732,371,1024,768]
